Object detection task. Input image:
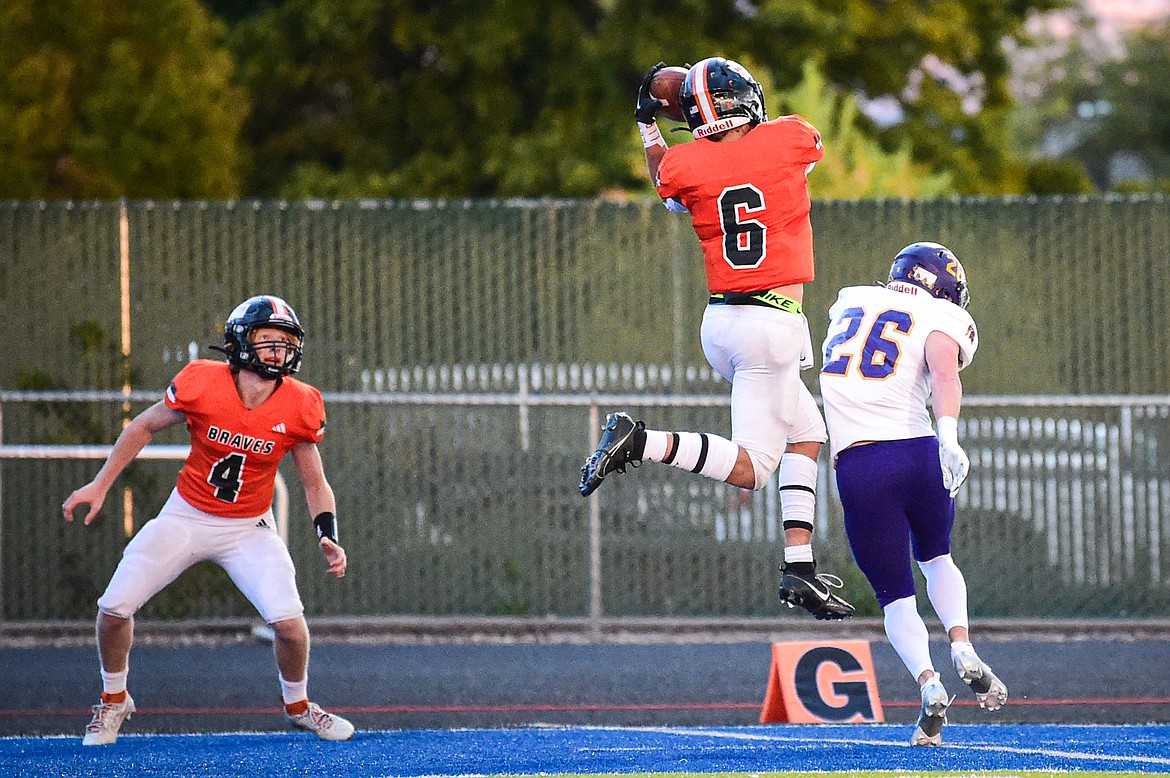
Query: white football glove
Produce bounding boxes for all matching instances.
[936,416,969,498]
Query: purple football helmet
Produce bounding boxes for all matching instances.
[886,242,970,309]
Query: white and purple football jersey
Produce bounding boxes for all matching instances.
[819,285,977,460]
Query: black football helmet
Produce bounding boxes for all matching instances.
[679,57,767,139]
[886,242,970,309]
[221,295,305,379]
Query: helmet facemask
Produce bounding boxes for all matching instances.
[220,296,305,379]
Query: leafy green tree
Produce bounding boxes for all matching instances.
[0,0,248,198]
[772,61,953,199]
[1086,22,1170,190]
[230,0,1063,198]
[231,0,637,197]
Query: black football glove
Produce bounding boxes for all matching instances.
[635,61,667,124]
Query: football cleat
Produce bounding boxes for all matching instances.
[952,644,1008,711]
[579,412,647,496]
[910,675,952,746]
[82,692,136,746]
[286,701,355,741]
[777,564,855,620]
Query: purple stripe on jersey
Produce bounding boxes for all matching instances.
[835,436,954,608]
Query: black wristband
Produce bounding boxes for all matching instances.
[313,511,338,543]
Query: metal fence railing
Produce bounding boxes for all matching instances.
[3,388,1169,623]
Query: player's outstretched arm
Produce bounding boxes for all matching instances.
[636,62,669,183]
[291,441,346,578]
[925,331,968,496]
[62,401,186,526]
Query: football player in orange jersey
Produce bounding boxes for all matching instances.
[580,57,853,621]
[62,295,353,745]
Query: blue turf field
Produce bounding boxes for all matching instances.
[5,723,1170,777]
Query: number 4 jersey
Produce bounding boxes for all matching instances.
[819,285,978,461]
[164,359,326,517]
[654,116,823,293]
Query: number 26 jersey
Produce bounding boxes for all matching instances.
[164,359,326,518]
[819,285,977,460]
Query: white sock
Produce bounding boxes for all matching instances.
[883,595,934,681]
[101,667,128,696]
[280,674,308,706]
[778,453,817,532]
[649,431,738,482]
[643,430,669,461]
[918,554,969,632]
[784,543,814,564]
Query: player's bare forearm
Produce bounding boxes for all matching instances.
[644,143,667,183]
[291,442,336,517]
[63,402,184,524]
[925,332,963,420]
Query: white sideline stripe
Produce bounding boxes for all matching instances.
[629,725,1170,767]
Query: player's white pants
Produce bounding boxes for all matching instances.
[97,489,304,624]
[700,304,826,488]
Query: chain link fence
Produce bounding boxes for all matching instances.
[2,196,1170,621]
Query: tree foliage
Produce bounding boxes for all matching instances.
[0,0,1066,199]
[0,0,247,198]
[775,61,953,200]
[1089,22,1170,190]
[230,0,1063,198]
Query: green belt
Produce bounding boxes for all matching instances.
[709,290,802,315]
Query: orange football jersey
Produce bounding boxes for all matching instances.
[654,116,823,293]
[164,360,326,518]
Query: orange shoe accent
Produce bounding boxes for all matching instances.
[284,699,310,716]
[760,640,884,724]
[101,691,127,704]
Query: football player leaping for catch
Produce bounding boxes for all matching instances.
[580,57,854,621]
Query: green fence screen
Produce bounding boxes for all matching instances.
[2,195,1169,621]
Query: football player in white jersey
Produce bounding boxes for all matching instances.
[819,242,1007,746]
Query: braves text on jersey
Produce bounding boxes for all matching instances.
[164,360,327,517]
[654,116,824,293]
[819,285,978,460]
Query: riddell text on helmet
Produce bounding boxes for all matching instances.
[694,116,742,139]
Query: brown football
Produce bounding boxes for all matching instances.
[650,66,688,122]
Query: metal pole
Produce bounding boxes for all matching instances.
[518,366,530,452]
[587,402,601,638]
[119,199,134,539]
[0,402,4,623]
[274,472,289,546]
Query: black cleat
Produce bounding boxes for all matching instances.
[579,412,647,496]
[778,564,855,620]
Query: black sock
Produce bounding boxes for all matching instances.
[784,561,816,576]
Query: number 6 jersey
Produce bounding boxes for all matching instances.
[164,359,327,517]
[819,285,978,461]
[654,116,823,294]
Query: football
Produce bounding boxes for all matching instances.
[650,66,688,122]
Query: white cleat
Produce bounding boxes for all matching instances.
[952,645,1008,711]
[910,675,951,746]
[82,692,136,746]
[286,701,355,741]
